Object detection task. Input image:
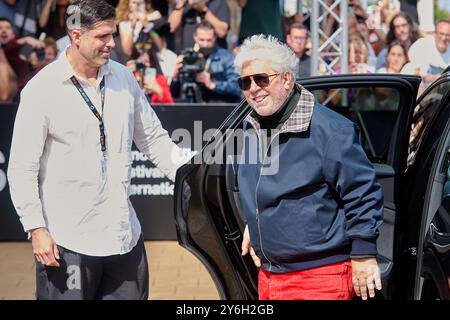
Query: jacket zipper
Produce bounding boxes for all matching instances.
[254,129,281,272]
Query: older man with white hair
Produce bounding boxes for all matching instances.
[236,35,384,300]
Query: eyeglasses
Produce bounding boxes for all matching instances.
[436,31,450,40]
[237,73,280,90]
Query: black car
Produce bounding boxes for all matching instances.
[174,72,450,300]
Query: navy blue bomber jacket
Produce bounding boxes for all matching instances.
[237,85,384,273]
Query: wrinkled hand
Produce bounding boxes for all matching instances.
[351,257,382,300]
[241,225,260,267]
[31,227,60,267]
[195,71,215,90]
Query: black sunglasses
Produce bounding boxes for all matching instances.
[237,73,280,90]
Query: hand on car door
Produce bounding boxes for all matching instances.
[241,224,261,267]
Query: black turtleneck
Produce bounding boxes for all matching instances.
[256,85,301,156]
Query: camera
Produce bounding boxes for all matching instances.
[179,48,206,103]
[35,48,45,61]
[180,48,205,82]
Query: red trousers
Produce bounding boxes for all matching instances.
[258,260,354,300]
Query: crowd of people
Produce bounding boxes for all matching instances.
[0,0,449,104]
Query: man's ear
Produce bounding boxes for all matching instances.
[283,71,293,90]
[69,29,83,46]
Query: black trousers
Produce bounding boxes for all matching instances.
[36,236,149,300]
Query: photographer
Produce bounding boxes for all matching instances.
[168,0,230,52]
[170,21,241,103]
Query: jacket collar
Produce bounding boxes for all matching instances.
[245,83,315,134]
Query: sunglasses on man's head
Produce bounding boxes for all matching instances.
[237,73,280,90]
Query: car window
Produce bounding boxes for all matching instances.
[407,81,450,167]
[310,86,401,163]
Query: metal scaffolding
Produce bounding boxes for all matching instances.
[308,0,349,76]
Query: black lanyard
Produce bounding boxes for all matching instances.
[70,76,107,155]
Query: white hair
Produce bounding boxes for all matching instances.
[234,34,298,78]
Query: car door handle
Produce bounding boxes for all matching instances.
[428,223,450,254]
[224,230,241,241]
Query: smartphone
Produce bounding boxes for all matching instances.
[145,67,156,81]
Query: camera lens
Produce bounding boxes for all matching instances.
[36,49,45,61]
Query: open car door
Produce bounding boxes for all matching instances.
[399,74,450,299]
[174,74,421,299]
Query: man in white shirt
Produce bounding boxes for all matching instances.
[402,19,450,90]
[7,0,188,300]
